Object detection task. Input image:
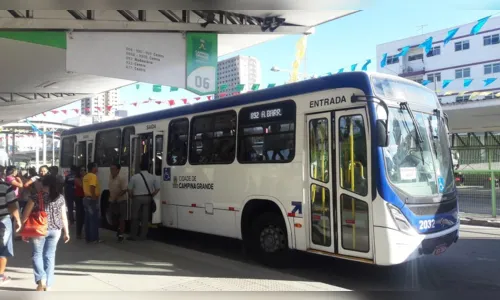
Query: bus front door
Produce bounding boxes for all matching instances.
[334,108,373,260]
[306,113,336,254]
[130,131,163,225]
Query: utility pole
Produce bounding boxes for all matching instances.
[417,24,428,35]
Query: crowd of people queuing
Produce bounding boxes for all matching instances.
[0,160,160,291]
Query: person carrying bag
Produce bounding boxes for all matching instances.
[19,192,48,238]
[127,162,160,241]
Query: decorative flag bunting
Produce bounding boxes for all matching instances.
[251,84,260,91]
[444,28,459,46]
[338,68,344,73]
[362,59,371,71]
[351,64,357,71]
[422,80,431,86]
[267,83,276,88]
[380,53,387,68]
[152,85,162,92]
[464,79,473,87]
[419,37,434,54]
[236,84,245,92]
[396,46,410,57]
[442,80,452,89]
[484,78,497,86]
[170,87,178,92]
[471,16,490,35]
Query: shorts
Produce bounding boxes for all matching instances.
[0,216,14,258]
[109,201,127,222]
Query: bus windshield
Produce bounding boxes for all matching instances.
[372,76,455,199]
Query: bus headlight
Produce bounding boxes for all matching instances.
[387,203,415,235]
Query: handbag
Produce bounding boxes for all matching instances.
[139,172,157,213]
[20,192,48,238]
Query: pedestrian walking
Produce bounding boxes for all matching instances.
[0,171,21,285]
[21,175,70,291]
[108,163,128,242]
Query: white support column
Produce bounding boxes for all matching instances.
[52,131,55,166]
[43,125,47,166]
[35,133,40,169]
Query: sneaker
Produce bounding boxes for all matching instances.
[0,275,11,285]
[117,235,124,243]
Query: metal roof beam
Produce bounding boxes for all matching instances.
[117,10,138,22]
[158,10,182,22]
[0,18,310,33]
[67,10,87,20]
[7,10,24,18]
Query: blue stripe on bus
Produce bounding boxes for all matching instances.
[61,72,373,136]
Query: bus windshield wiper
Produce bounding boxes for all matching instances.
[400,102,425,163]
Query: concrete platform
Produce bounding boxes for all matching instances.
[0,228,348,292]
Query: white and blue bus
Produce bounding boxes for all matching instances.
[60,72,459,266]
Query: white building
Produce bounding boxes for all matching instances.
[81,89,120,116]
[217,56,261,98]
[115,110,128,118]
[376,16,500,105]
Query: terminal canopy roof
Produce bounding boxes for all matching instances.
[0,10,358,125]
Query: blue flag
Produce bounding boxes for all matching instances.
[442,80,452,89]
[484,78,497,86]
[422,80,431,86]
[444,28,459,46]
[419,37,434,54]
[351,64,358,71]
[463,78,473,87]
[338,68,344,73]
[397,46,410,57]
[471,16,490,35]
[362,59,372,71]
[380,53,387,68]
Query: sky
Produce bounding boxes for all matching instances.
[44,7,500,122]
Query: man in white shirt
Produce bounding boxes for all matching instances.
[108,163,128,242]
[127,161,160,241]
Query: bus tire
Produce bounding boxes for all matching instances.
[248,212,289,267]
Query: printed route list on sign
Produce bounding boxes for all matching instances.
[125,47,165,73]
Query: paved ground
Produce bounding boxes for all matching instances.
[0,228,346,292]
[1,224,499,291]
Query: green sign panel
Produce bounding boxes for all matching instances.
[185,32,218,95]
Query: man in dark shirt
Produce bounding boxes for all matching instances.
[64,166,77,225]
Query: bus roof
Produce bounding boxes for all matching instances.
[62,72,375,136]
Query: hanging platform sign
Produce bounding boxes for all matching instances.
[66,32,186,88]
[185,32,218,95]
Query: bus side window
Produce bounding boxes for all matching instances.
[121,126,135,166]
[338,115,368,196]
[237,100,296,164]
[167,118,189,166]
[61,136,76,168]
[95,129,122,167]
[189,111,236,165]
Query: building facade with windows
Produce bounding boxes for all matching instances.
[81,89,120,116]
[376,16,500,104]
[217,56,261,98]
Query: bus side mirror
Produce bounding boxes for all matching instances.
[376,120,389,147]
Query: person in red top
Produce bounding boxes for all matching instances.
[74,166,86,240]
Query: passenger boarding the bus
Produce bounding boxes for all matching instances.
[108,163,127,242]
[83,162,103,244]
[127,160,160,241]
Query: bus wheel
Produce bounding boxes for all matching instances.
[249,212,289,267]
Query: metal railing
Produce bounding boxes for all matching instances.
[453,144,500,217]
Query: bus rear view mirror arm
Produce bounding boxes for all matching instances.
[351,94,390,147]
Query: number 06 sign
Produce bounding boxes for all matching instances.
[186,32,218,95]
